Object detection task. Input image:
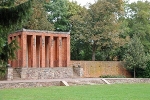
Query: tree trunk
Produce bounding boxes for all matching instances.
[92,51,96,61]
[92,44,96,61]
[134,67,136,78]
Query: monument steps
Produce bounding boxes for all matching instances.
[13,69,21,80]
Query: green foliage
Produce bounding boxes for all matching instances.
[0,0,15,6]
[0,67,7,80]
[0,0,31,68]
[123,34,148,78]
[0,0,32,34]
[100,75,126,78]
[126,1,150,53]
[25,0,54,30]
[136,61,150,78]
[71,0,124,60]
[45,0,70,32]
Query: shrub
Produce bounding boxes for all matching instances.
[0,67,7,80]
[100,75,126,78]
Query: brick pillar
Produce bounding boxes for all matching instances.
[31,35,36,67]
[8,36,12,67]
[18,35,21,67]
[58,37,62,67]
[50,36,54,67]
[66,35,70,67]
[11,36,15,68]
[40,35,45,67]
[22,33,27,67]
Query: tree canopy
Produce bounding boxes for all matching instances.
[123,34,148,78]
[0,0,32,66]
[24,0,54,30]
[45,0,70,32]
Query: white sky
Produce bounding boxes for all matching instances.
[69,0,150,6]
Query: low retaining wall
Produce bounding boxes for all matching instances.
[106,78,150,84]
[0,81,60,89]
[0,78,150,89]
[21,67,73,80]
[70,61,131,78]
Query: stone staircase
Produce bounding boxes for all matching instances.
[13,69,21,80]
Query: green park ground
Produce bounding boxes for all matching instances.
[0,83,150,100]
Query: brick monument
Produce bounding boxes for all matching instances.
[8,29,70,68]
[7,29,73,80]
[7,29,131,80]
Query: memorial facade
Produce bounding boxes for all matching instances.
[8,29,70,68]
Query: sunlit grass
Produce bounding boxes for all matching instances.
[0,84,150,100]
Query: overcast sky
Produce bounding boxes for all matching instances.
[69,0,150,6]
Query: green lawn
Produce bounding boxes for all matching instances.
[0,84,150,100]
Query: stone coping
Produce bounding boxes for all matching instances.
[1,78,150,84]
[12,28,70,34]
[0,78,150,89]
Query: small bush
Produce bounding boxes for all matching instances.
[100,75,126,78]
[0,67,7,80]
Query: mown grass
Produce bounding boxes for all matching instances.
[0,84,150,100]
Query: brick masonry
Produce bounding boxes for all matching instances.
[70,61,131,78]
[8,29,70,68]
[7,29,132,80]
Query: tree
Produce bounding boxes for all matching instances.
[123,34,147,78]
[125,1,150,53]
[45,0,70,32]
[0,0,32,66]
[73,0,124,60]
[24,0,54,30]
[68,1,91,60]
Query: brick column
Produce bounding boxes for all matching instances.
[40,35,45,67]
[31,35,36,67]
[21,33,27,67]
[12,36,15,68]
[17,35,21,67]
[58,37,62,67]
[8,36,12,66]
[66,35,70,67]
[50,36,54,67]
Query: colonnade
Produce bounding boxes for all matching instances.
[8,30,70,68]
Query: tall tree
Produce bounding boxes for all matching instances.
[123,34,148,78]
[0,0,32,66]
[126,1,150,53]
[24,0,54,30]
[68,1,91,60]
[45,0,70,32]
[74,0,124,60]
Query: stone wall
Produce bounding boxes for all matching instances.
[73,67,83,77]
[21,67,73,80]
[1,78,150,89]
[0,81,60,89]
[70,61,131,78]
[7,67,13,80]
[106,78,150,84]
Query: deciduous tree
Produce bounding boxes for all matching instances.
[123,34,148,78]
[74,0,124,60]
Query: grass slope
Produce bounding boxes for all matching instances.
[0,84,150,100]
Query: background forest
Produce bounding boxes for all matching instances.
[0,0,150,78]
